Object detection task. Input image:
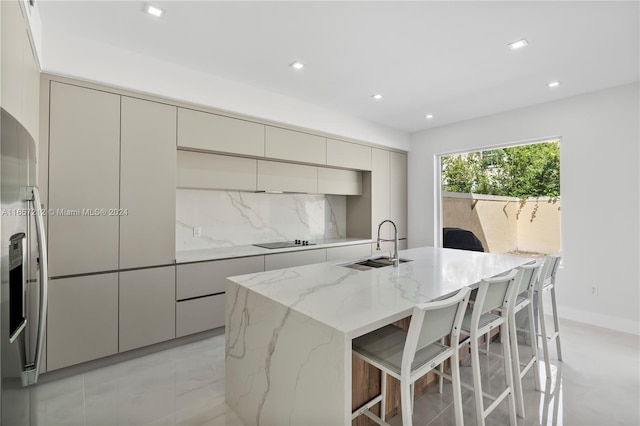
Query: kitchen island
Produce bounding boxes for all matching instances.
[225,246,531,425]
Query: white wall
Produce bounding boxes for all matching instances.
[409,83,640,334]
[39,29,409,151]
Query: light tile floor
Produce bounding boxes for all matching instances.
[32,318,639,425]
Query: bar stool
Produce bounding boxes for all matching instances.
[508,260,543,418]
[352,287,471,426]
[459,269,520,426]
[537,254,563,378]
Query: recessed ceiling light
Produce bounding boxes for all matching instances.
[425,114,434,119]
[547,81,561,88]
[289,61,305,70]
[372,94,383,100]
[508,38,529,50]
[143,3,165,17]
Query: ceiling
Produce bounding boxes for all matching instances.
[37,1,639,133]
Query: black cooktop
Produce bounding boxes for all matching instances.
[253,240,316,249]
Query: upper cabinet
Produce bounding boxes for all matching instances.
[120,97,176,269]
[1,0,40,140]
[48,82,121,277]
[317,168,362,195]
[257,160,317,193]
[177,108,265,157]
[177,150,257,191]
[326,139,372,171]
[265,126,326,165]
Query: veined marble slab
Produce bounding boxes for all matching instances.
[225,246,533,425]
[176,190,346,251]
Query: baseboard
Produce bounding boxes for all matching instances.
[552,303,640,335]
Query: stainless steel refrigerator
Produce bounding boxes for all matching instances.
[1,107,48,425]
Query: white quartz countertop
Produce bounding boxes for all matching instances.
[226,246,533,339]
[175,238,373,263]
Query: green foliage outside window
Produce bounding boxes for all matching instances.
[441,141,560,198]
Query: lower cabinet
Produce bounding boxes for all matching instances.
[119,266,176,352]
[326,244,372,262]
[176,294,225,338]
[175,256,265,337]
[264,249,327,271]
[47,273,118,371]
[176,256,264,301]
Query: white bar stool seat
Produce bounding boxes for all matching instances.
[352,287,471,426]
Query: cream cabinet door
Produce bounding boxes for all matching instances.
[371,148,391,240]
[177,108,265,157]
[317,167,362,195]
[177,256,264,300]
[47,273,118,371]
[48,82,120,277]
[119,267,176,352]
[177,150,257,191]
[326,244,372,262]
[326,139,372,171]
[21,23,39,140]
[257,160,318,193]
[265,126,326,164]
[176,294,225,337]
[264,249,327,271]
[1,0,24,123]
[390,152,408,239]
[120,97,176,269]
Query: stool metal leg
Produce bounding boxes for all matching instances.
[401,374,412,426]
[509,309,526,418]
[501,322,518,426]
[451,347,464,426]
[470,332,485,426]
[550,286,563,361]
[538,290,553,379]
[528,299,541,392]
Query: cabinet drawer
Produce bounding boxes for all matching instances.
[177,108,265,157]
[177,150,257,191]
[257,160,317,193]
[119,267,176,352]
[326,244,372,262]
[326,139,372,170]
[317,168,362,195]
[47,273,118,371]
[176,294,225,337]
[265,126,326,164]
[265,249,327,271]
[177,256,264,300]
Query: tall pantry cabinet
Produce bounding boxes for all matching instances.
[45,81,176,370]
[371,148,408,251]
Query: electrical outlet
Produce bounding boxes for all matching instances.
[590,285,599,296]
[193,227,202,237]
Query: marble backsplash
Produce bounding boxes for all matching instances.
[176,189,346,251]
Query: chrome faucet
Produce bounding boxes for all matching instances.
[376,220,399,267]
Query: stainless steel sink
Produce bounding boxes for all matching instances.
[342,256,412,271]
